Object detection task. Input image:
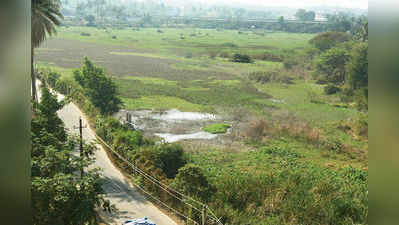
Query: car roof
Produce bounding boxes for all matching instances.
[124,218,156,225]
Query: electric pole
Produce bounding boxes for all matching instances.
[74,117,87,177]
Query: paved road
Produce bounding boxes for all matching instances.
[37,80,178,225]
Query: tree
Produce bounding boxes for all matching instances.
[315,47,350,85]
[172,164,215,202]
[155,144,187,179]
[309,32,351,51]
[74,57,122,115]
[32,0,63,101]
[296,9,316,21]
[31,88,104,225]
[84,15,96,26]
[346,42,368,90]
[35,86,67,141]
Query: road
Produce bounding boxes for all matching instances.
[37,80,178,225]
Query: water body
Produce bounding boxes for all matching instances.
[117,109,221,143]
[155,131,218,143]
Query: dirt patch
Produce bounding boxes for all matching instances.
[37,39,235,81]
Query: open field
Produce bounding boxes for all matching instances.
[37,26,366,171]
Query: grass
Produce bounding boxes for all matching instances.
[203,123,231,134]
[53,27,315,58]
[39,26,367,225]
[37,26,367,167]
[122,96,206,112]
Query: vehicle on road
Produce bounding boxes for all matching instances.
[124,218,156,225]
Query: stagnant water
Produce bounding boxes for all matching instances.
[117,109,222,143]
[155,132,218,143]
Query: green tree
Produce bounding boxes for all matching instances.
[296,9,316,21]
[172,164,215,201]
[31,88,104,225]
[33,86,66,141]
[84,14,96,26]
[155,144,187,179]
[74,57,122,115]
[315,47,350,85]
[346,42,368,90]
[309,32,351,51]
[32,0,63,101]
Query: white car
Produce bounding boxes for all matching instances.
[123,217,156,225]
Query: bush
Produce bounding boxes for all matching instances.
[315,77,328,85]
[221,42,238,48]
[324,84,341,95]
[232,53,252,63]
[208,51,218,59]
[184,52,193,58]
[254,52,283,62]
[249,71,271,84]
[80,32,91,36]
[283,57,299,69]
[219,51,231,58]
[112,35,117,39]
[249,70,294,85]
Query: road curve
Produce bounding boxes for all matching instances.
[37,80,178,225]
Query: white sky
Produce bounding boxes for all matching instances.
[127,0,368,10]
[199,0,368,9]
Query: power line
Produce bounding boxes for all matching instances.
[95,134,223,224]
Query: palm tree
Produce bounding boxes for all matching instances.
[31,0,63,101]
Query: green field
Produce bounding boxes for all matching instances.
[37,26,368,225]
[38,26,366,169]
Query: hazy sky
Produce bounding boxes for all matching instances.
[198,0,368,9]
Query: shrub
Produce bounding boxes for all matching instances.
[221,42,238,48]
[324,84,341,95]
[45,71,61,88]
[242,120,270,143]
[283,57,299,69]
[232,53,252,63]
[184,52,193,58]
[157,29,163,33]
[248,71,271,84]
[339,88,354,102]
[208,51,218,59]
[55,79,70,95]
[219,51,231,58]
[315,77,328,85]
[112,35,117,39]
[249,70,294,85]
[80,32,91,36]
[254,52,283,62]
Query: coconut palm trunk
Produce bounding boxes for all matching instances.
[31,46,37,101]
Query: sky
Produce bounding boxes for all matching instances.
[197,0,368,9]
[126,0,368,10]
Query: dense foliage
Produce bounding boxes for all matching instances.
[310,32,351,51]
[74,57,122,115]
[310,21,368,111]
[31,86,104,225]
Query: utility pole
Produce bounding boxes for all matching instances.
[202,205,206,225]
[74,117,87,177]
